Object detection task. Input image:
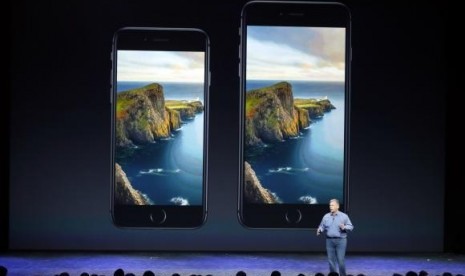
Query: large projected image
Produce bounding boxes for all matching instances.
[115,50,205,206]
[244,26,346,205]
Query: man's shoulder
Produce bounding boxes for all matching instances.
[338,211,349,217]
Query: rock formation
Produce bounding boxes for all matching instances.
[244,161,278,204]
[115,163,150,205]
[116,83,203,147]
[245,81,334,146]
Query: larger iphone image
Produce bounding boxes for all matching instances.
[239,1,351,228]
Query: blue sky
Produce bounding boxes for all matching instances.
[247,26,345,81]
[117,51,204,82]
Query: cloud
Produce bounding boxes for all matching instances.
[117,50,204,82]
[309,28,346,70]
[247,26,345,81]
[178,52,205,69]
[246,37,316,80]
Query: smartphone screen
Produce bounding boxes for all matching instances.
[239,2,351,228]
[111,28,209,228]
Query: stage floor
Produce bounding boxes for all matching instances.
[1,252,464,276]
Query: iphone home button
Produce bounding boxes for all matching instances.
[149,209,167,224]
[285,209,302,224]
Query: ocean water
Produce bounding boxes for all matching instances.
[116,81,205,205]
[245,80,346,204]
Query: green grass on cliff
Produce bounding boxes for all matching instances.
[247,81,292,96]
[116,83,162,119]
[116,96,133,119]
[120,83,162,94]
[165,100,193,110]
[248,81,290,93]
[294,98,320,109]
[245,81,291,118]
[245,96,263,118]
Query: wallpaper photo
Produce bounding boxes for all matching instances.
[115,50,205,206]
[244,26,346,204]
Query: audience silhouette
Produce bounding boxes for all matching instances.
[270,270,281,276]
[1,264,464,276]
[114,268,125,276]
[143,270,155,276]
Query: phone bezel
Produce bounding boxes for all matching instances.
[238,1,351,229]
[110,27,210,229]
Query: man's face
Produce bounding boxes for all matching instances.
[329,201,339,213]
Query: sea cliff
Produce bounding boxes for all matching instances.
[245,81,334,146]
[116,83,203,147]
[115,163,150,205]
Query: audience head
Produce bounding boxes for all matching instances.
[143,271,155,276]
[406,272,418,276]
[0,266,6,276]
[297,274,305,276]
[392,274,402,276]
[59,273,70,276]
[270,271,281,276]
[442,273,452,276]
[237,271,247,276]
[0,266,7,276]
[80,273,90,276]
[328,272,339,276]
[419,270,428,276]
[315,273,325,276]
[172,274,180,276]
[114,269,125,276]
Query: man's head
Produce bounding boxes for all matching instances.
[329,199,340,213]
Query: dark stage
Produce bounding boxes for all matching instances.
[1,252,464,276]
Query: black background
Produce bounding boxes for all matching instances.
[6,0,463,252]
